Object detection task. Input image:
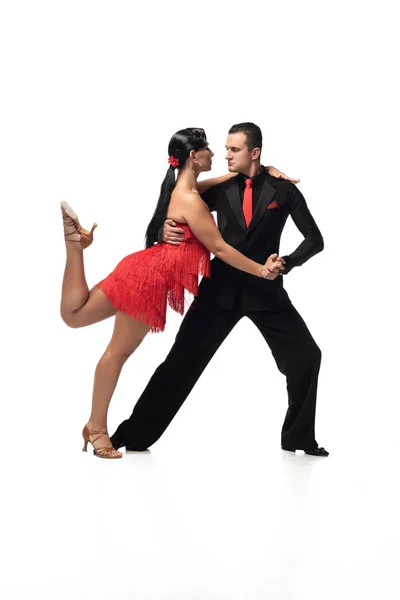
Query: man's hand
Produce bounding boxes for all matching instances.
[163,219,185,245]
[266,166,300,184]
[266,253,285,272]
[261,253,286,280]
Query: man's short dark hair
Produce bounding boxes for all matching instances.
[228,122,262,151]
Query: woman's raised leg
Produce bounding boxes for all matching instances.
[60,202,116,327]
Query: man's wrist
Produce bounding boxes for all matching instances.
[280,255,292,274]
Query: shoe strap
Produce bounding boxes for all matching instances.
[87,429,108,444]
[94,448,121,457]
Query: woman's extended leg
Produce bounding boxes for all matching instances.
[60,203,116,327]
[84,311,151,458]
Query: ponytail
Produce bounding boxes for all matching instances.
[145,166,176,248]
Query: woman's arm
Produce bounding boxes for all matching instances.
[265,166,300,183]
[197,166,300,195]
[197,173,237,195]
[180,193,283,279]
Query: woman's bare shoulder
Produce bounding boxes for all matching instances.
[171,188,201,202]
[168,189,206,221]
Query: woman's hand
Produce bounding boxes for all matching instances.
[260,253,286,279]
[266,166,300,184]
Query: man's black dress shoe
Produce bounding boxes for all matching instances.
[110,436,123,450]
[110,436,149,452]
[282,446,329,457]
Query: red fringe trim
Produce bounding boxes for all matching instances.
[96,229,210,333]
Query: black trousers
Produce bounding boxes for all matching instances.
[110,291,322,451]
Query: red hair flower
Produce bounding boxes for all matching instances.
[168,156,179,168]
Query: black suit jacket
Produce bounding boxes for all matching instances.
[199,173,324,310]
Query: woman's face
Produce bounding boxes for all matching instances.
[195,144,214,172]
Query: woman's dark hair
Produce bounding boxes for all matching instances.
[145,127,208,247]
[228,122,262,151]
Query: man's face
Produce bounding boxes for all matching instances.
[225,132,259,173]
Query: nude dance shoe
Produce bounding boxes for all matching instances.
[60,201,98,249]
[82,425,123,459]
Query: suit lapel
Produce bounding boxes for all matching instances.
[226,183,247,231]
[247,179,276,235]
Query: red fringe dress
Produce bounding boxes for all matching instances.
[96,220,211,333]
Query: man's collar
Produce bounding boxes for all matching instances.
[236,165,267,187]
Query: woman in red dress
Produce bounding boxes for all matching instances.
[60,127,287,458]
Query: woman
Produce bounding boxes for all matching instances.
[60,127,289,459]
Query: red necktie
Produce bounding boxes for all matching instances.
[243,178,253,227]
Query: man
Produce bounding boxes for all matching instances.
[111,122,328,457]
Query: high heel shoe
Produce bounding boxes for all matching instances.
[61,201,98,249]
[82,425,123,459]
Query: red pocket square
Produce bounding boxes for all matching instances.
[268,200,279,209]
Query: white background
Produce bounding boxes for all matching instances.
[1,1,399,599]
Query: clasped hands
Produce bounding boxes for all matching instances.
[260,254,286,280]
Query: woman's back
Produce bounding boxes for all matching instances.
[167,186,207,224]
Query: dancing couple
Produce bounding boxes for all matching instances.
[60,123,328,459]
